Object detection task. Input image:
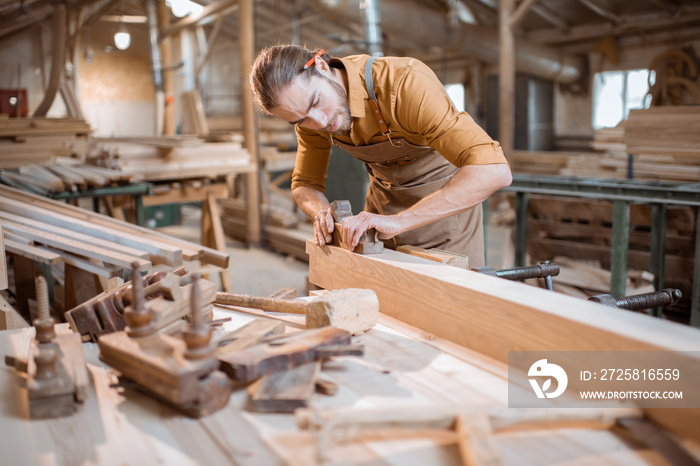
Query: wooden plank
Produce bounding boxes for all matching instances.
[0,222,7,290]
[305,240,700,441]
[3,239,62,265]
[0,193,180,266]
[36,247,119,278]
[0,293,29,330]
[1,222,150,271]
[0,184,215,266]
[0,211,150,259]
[248,361,320,413]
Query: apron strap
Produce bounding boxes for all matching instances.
[364,57,400,146]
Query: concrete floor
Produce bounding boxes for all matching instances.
[157,205,311,296]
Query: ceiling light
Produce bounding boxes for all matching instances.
[114,21,131,50]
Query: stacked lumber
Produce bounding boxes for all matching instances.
[523,194,694,318]
[0,183,229,269]
[515,107,700,182]
[208,116,297,149]
[218,197,312,260]
[511,150,620,179]
[0,158,133,195]
[0,183,229,324]
[624,106,700,157]
[88,137,253,182]
[545,256,654,299]
[0,116,91,169]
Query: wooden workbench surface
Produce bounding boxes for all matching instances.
[0,309,692,465]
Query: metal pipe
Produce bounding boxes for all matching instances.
[362,0,383,57]
[146,0,164,135]
[306,0,584,83]
[33,2,67,117]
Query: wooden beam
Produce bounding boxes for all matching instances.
[0,223,7,290]
[0,184,228,268]
[530,3,569,31]
[499,0,515,160]
[4,239,61,265]
[509,0,538,30]
[0,196,174,266]
[196,15,225,77]
[1,222,150,271]
[240,0,262,246]
[0,211,149,259]
[307,240,700,358]
[306,240,700,440]
[575,0,621,24]
[160,0,238,37]
[157,0,175,136]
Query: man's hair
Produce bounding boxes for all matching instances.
[250,44,332,113]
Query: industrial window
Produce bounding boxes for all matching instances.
[445,83,466,112]
[592,69,652,129]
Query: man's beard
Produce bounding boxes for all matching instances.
[323,78,352,135]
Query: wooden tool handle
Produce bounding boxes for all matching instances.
[215,292,307,314]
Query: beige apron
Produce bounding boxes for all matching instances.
[328,57,484,266]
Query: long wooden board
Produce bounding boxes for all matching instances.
[0,184,227,267]
[305,240,700,442]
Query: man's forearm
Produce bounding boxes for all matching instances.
[397,163,512,232]
[292,186,331,220]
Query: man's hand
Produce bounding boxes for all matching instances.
[313,209,336,246]
[339,211,404,251]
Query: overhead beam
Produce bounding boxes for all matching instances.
[527,9,700,46]
[0,5,52,41]
[82,0,121,28]
[509,0,538,30]
[575,0,621,24]
[160,0,238,37]
[531,3,569,31]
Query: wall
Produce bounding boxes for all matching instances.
[0,27,67,117]
[78,22,155,136]
[554,40,700,144]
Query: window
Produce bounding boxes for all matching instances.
[592,69,652,129]
[445,83,465,112]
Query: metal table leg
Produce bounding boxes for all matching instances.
[134,195,145,227]
[514,192,529,267]
[691,206,700,327]
[482,199,489,264]
[650,203,668,317]
[610,200,630,298]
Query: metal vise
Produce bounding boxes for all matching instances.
[472,261,560,291]
[588,288,682,311]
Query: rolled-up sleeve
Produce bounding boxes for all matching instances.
[290,126,333,193]
[393,62,508,168]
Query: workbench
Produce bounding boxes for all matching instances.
[501,174,700,327]
[1,307,697,465]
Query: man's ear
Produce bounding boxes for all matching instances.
[314,55,332,78]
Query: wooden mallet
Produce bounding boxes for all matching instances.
[215,288,379,335]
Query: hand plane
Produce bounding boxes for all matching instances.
[329,200,383,254]
[98,263,231,418]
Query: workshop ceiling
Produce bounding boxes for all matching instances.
[1,0,699,61]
